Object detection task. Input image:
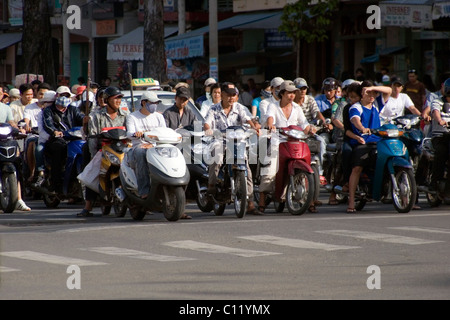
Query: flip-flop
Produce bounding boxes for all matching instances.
[181,214,192,219]
[328,199,339,205]
[308,205,318,213]
[346,207,356,213]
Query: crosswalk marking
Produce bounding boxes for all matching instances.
[84,247,196,262]
[0,266,20,273]
[239,235,360,251]
[163,240,281,257]
[316,230,443,245]
[389,226,450,234]
[0,251,107,266]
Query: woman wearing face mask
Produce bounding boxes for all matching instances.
[251,80,272,119]
[125,91,166,200]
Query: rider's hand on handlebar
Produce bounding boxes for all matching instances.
[439,119,448,127]
[205,129,214,136]
[54,131,63,138]
[133,131,144,138]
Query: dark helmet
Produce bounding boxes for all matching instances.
[444,78,450,97]
[322,77,338,91]
[96,86,107,102]
[103,86,123,100]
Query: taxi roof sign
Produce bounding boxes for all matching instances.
[132,78,159,87]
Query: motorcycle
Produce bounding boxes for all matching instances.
[272,125,316,215]
[333,123,417,213]
[0,123,27,213]
[205,126,255,218]
[97,126,130,217]
[177,125,214,213]
[33,126,86,208]
[119,127,190,221]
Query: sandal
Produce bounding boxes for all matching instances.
[328,199,339,205]
[308,205,318,213]
[346,207,356,213]
[76,209,93,217]
[181,213,192,219]
[16,200,31,212]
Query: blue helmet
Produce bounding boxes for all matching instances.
[444,78,450,97]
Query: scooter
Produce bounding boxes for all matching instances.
[119,127,190,221]
[35,126,86,208]
[272,125,315,215]
[0,123,27,213]
[333,123,417,213]
[177,125,214,213]
[205,126,256,218]
[97,126,130,217]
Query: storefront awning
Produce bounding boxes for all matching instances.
[164,11,281,60]
[380,0,433,28]
[0,32,22,50]
[432,1,450,19]
[360,46,407,64]
[107,26,178,61]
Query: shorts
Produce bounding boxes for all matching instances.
[351,144,377,168]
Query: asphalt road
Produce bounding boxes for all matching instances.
[1,191,449,303]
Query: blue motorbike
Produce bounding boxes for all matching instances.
[334,123,417,213]
[32,127,86,208]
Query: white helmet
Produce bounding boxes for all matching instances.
[342,79,357,89]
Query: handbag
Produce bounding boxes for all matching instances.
[77,150,102,193]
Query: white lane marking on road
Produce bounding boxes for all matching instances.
[239,235,360,251]
[0,251,107,266]
[84,247,196,262]
[163,240,281,257]
[389,226,450,234]
[0,266,20,273]
[316,230,443,245]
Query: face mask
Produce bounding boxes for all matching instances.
[206,92,211,100]
[261,89,271,99]
[274,89,281,98]
[146,103,157,114]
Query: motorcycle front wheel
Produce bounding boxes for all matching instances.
[0,172,18,213]
[233,170,248,218]
[163,186,185,221]
[286,171,314,215]
[392,168,416,213]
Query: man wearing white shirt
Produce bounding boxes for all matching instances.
[258,77,284,127]
[378,77,421,121]
[126,91,166,199]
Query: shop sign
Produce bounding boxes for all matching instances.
[380,4,432,28]
[165,35,204,60]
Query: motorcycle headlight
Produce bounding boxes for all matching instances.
[227,129,246,140]
[285,129,307,139]
[105,151,121,165]
[378,129,403,138]
[156,146,179,158]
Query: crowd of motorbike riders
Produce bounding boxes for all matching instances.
[1,69,450,218]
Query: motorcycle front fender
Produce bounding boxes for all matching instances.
[288,159,314,175]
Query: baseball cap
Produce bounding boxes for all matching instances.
[204,78,217,87]
[270,77,284,88]
[220,82,237,95]
[174,82,189,90]
[81,90,95,102]
[76,86,87,96]
[176,87,191,99]
[293,77,309,89]
[140,91,161,104]
[9,88,20,98]
[381,75,390,85]
[55,96,72,108]
[56,86,75,97]
[280,80,299,92]
[40,90,57,103]
[391,76,403,86]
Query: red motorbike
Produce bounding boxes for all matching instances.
[272,125,316,215]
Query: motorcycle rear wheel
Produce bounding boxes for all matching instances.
[286,171,314,215]
[0,172,18,213]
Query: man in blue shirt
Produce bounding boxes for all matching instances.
[315,77,340,119]
[347,81,391,213]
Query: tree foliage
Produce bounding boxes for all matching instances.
[279,0,339,43]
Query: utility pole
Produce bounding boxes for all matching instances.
[178,0,185,34]
[61,0,71,84]
[209,0,218,81]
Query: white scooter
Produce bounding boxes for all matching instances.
[119,127,190,221]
